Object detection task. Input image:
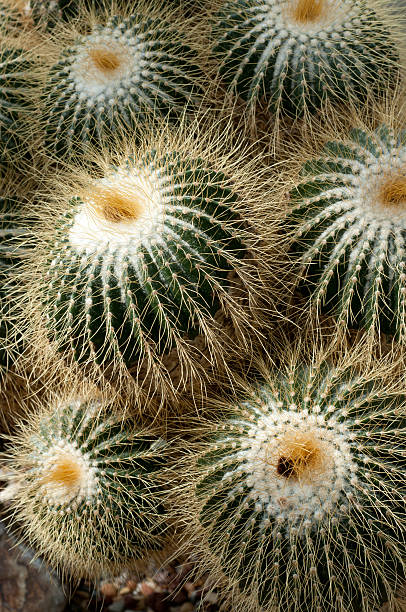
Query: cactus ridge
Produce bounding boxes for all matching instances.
[42,151,246,369]
[0,47,31,158]
[191,364,406,612]
[288,123,406,339]
[43,13,203,158]
[2,396,169,578]
[212,0,398,117]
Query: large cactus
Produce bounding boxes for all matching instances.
[1,395,170,579]
[212,0,398,118]
[42,10,203,158]
[184,360,406,612]
[288,123,406,339]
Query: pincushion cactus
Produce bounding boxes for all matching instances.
[182,359,406,612]
[41,7,203,158]
[289,122,406,339]
[1,395,169,579]
[212,0,399,119]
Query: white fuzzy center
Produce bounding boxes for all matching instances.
[262,0,360,35]
[69,166,166,253]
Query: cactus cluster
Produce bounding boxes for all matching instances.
[0,0,405,608]
[187,362,406,611]
[212,0,398,118]
[289,123,406,339]
[2,395,169,578]
[42,11,203,158]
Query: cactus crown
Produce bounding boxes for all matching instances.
[188,361,406,611]
[2,395,169,579]
[212,0,399,118]
[42,8,203,158]
[289,122,406,339]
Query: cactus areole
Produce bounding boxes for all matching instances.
[290,124,406,338]
[44,153,244,366]
[195,367,405,611]
[213,0,397,116]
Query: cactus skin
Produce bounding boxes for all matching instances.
[0,48,31,159]
[2,397,169,579]
[30,0,106,29]
[289,124,406,339]
[43,14,203,158]
[212,0,398,117]
[191,365,406,612]
[43,151,244,368]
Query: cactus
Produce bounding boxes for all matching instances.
[42,10,203,158]
[30,0,106,30]
[37,145,251,377]
[1,395,169,579]
[288,122,406,339]
[212,0,398,118]
[186,360,406,612]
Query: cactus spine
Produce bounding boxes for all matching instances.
[212,0,398,117]
[184,361,406,612]
[289,123,406,339]
[42,11,203,158]
[2,395,169,579]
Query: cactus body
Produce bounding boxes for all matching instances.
[2,396,169,578]
[289,124,406,338]
[212,0,397,117]
[43,14,202,158]
[30,0,106,30]
[190,364,406,611]
[0,47,31,159]
[43,151,244,368]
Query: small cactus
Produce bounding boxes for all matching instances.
[212,0,399,118]
[1,395,169,579]
[289,122,406,339]
[41,9,203,158]
[38,146,250,375]
[184,360,406,612]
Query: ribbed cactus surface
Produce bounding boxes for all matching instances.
[192,365,405,611]
[31,0,106,29]
[2,397,169,578]
[0,47,30,158]
[289,124,406,338]
[43,13,202,157]
[43,152,244,367]
[212,0,397,116]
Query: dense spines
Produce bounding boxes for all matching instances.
[1,396,170,579]
[42,11,204,158]
[183,362,406,612]
[288,123,406,340]
[41,150,247,373]
[212,0,399,119]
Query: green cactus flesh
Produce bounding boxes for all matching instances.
[43,152,244,367]
[43,14,203,158]
[4,397,168,577]
[212,0,398,116]
[194,366,406,611]
[0,48,31,158]
[288,124,406,338]
[30,0,106,29]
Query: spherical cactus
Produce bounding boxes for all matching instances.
[41,7,203,158]
[183,359,406,612]
[288,121,406,339]
[20,122,271,390]
[1,394,170,579]
[212,0,399,118]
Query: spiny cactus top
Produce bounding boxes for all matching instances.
[41,150,247,371]
[0,46,31,159]
[2,396,169,579]
[212,0,398,117]
[43,13,203,158]
[289,123,406,339]
[189,364,405,612]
